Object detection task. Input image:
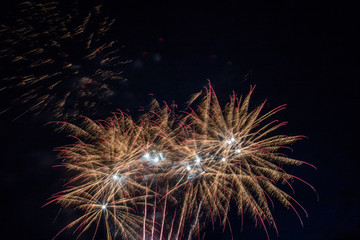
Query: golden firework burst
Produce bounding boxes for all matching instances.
[47,83,315,240]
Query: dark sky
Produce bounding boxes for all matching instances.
[1,1,358,240]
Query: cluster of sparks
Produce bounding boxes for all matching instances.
[46,84,315,240]
[0,1,129,120]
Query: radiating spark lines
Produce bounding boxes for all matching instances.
[47,83,315,240]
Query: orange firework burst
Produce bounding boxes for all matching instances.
[46,113,152,240]
[47,83,315,240]
[166,84,317,239]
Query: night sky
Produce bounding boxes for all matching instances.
[1,1,358,240]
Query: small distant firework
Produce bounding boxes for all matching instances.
[48,83,315,240]
[0,1,129,120]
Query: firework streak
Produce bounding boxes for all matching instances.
[0,1,129,120]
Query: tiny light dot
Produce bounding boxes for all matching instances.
[101,205,107,209]
[235,149,241,153]
[186,166,191,171]
[221,157,226,162]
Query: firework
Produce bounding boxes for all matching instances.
[0,1,129,120]
[48,83,315,240]
[47,113,154,239]
[167,84,316,239]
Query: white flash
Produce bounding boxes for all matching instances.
[195,155,201,164]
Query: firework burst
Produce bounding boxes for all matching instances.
[47,113,154,239]
[48,83,315,240]
[169,84,316,239]
[0,1,129,120]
